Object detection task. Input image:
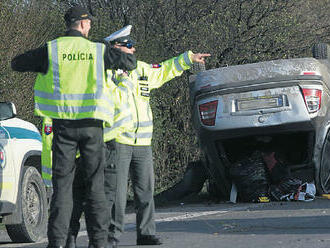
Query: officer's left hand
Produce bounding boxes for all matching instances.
[191,53,211,64]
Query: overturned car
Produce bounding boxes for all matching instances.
[189,43,330,200]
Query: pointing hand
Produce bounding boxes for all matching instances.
[191,53,211,64]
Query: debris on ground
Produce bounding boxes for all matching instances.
[228,150,316,203]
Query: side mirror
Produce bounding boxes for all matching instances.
[0,102,17,121]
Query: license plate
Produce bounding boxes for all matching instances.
[236,95,283,111]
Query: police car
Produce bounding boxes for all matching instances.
[0,102,48,242]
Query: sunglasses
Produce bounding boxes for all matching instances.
[118,42,134,49]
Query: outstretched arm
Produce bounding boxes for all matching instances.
[11,45,48,73]
[145,51,211,89]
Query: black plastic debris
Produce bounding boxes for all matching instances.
[229,151,270,203]
[269,178,302,201]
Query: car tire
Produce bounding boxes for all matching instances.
[154,161,207,202]
[6,166,48,242]
[312,43,329,59]
[318,131,330,194]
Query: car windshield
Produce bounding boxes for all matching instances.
[0,102,13,120]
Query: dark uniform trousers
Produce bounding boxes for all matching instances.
[108,142,156,240]
[48,119,108,247]
[68,140,117,238]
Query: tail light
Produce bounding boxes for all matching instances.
[199,100,218,126]
[302,88,322,113]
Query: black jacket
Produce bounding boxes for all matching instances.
[11,29,137,73]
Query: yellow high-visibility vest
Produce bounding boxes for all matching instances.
[34,37,114,126]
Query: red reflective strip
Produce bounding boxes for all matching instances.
[303,71,316,75]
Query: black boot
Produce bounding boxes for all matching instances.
[137,235,162,245]
[65,234,77,248]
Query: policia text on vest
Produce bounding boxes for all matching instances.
[62,52,93,61]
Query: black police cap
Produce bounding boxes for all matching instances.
[64,6,95,25]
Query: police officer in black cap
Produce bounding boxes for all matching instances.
[11,5,137,248]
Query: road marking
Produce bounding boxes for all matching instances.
[155,210,228,222]
[124,210,229,230]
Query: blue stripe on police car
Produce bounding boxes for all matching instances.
[2,126,41,142]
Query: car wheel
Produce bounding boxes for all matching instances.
[318,132,330,194]
[6,166,48,242]
[154,161,207,202]
[312,43,329,59]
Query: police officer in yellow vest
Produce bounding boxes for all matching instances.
[11,6,137,248]
[102,25,211,247]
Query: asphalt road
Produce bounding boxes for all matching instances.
[1,197,330,248]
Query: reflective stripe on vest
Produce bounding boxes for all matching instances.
[42,166,52,187]
[112,115,133,129]
[174,51,193,71]
[122,132,152,139]
[35,103,112,116]
[134,121,153,128]
[42,165,52,175]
